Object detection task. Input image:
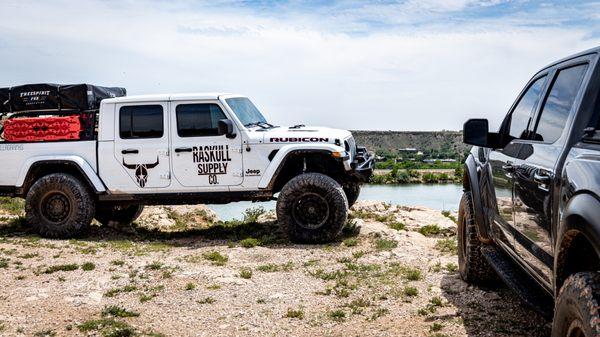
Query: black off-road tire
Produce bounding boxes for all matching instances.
[25,173,95,238]
[343,182,361,208]
[95,204,144,227]
[552,272,600,337]
[277,173,348,244]
[458,191,497,284]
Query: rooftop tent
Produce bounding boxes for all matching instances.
[0,83,126,113]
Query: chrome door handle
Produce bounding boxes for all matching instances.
[502,163,515,173]
[534,171,551,184]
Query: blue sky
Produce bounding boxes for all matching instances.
[1,0,599,130]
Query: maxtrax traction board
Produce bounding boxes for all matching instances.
[3,115,82,142]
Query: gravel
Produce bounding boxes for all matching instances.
[0,201,549,337]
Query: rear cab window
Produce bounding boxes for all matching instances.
[532,64,589,143]
[119,105,164,139]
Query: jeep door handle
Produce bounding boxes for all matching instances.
[174,147,193,153]
[121,149,139,154]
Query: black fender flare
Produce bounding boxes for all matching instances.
[555,193,600,291]
[464,154,492,242]
[265,149,342,191]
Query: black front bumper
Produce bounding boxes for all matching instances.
[351,146,375,182]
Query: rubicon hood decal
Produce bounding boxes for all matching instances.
[269,137,329,142]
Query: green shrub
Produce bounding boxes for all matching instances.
[240,237,261,248]
[102,305,139,318]
[285,308,304,319]
[44,264,78,274]
[435,238,457,254]
[418,224,442,236]
[375,238,398,251]
[202,251,228,266]
[243,207,265,223]
[239,268,253,279]
[82,262,96,271]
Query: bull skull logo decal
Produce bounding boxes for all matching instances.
[122,157,160,188]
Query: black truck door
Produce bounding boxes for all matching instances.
[513,63,589,286]
[489,75,548,254]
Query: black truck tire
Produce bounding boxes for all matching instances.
[343,182,361,208]
[25,173,95,238]
[277,173,348,243]
[95,204,144,227]
[552,272,600,337]
[457,191,497,284]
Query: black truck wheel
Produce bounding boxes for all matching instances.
[25,173,95,238]
[457,191,497,284]
[552,272,600,337]
[95,204,144,227]
[343,182,361,208]
[277,173,348,243]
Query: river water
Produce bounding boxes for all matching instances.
[208,184,464,221]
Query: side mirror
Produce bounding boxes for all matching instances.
[218,119,236,139]
[463,119,498,148]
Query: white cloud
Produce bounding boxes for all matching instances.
[0,0,598,131]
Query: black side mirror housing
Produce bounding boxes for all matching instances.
[463,119,500,148]
[218,119,236,139]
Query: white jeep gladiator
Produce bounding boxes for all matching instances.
[0,84,374,243]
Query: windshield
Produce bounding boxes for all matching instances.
[225,97,268,127]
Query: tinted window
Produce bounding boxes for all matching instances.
[534,64,588,143]
[225,97,267,126]
[508,76,547,140]
[119,105,164,139]
[176,104,226,137]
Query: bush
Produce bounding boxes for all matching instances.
[243,207,265,223]
[240,237,261,248]
[418,224,442,237]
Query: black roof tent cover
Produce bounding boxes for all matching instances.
[0,83,126,113]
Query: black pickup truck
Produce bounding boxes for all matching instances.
[460,46,600,336]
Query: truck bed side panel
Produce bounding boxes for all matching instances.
[0,141,97,187]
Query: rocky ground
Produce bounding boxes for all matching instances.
[0,199,550,337]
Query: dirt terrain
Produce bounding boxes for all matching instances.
[0,199,549,337]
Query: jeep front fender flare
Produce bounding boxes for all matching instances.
[17,156,107,193]
[258,143,345,189]
[464,154,492,242]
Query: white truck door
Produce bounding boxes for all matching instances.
[170,101,243,187]
[113,103,171,190]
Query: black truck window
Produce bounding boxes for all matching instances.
[119,105,164,139]
[176,104,226,137]
[534,64,588,143]
[508,76,547,140]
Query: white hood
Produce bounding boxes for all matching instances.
[253,126,352,145]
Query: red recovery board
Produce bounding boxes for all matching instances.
[3,115,82,142]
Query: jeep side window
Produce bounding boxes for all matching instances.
[176,104,227,137]
[508,76,547,140]
[533,64,588,143]
[119,105,164,139]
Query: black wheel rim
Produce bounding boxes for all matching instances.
[292,192,330,230]
[40,191,72,223]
